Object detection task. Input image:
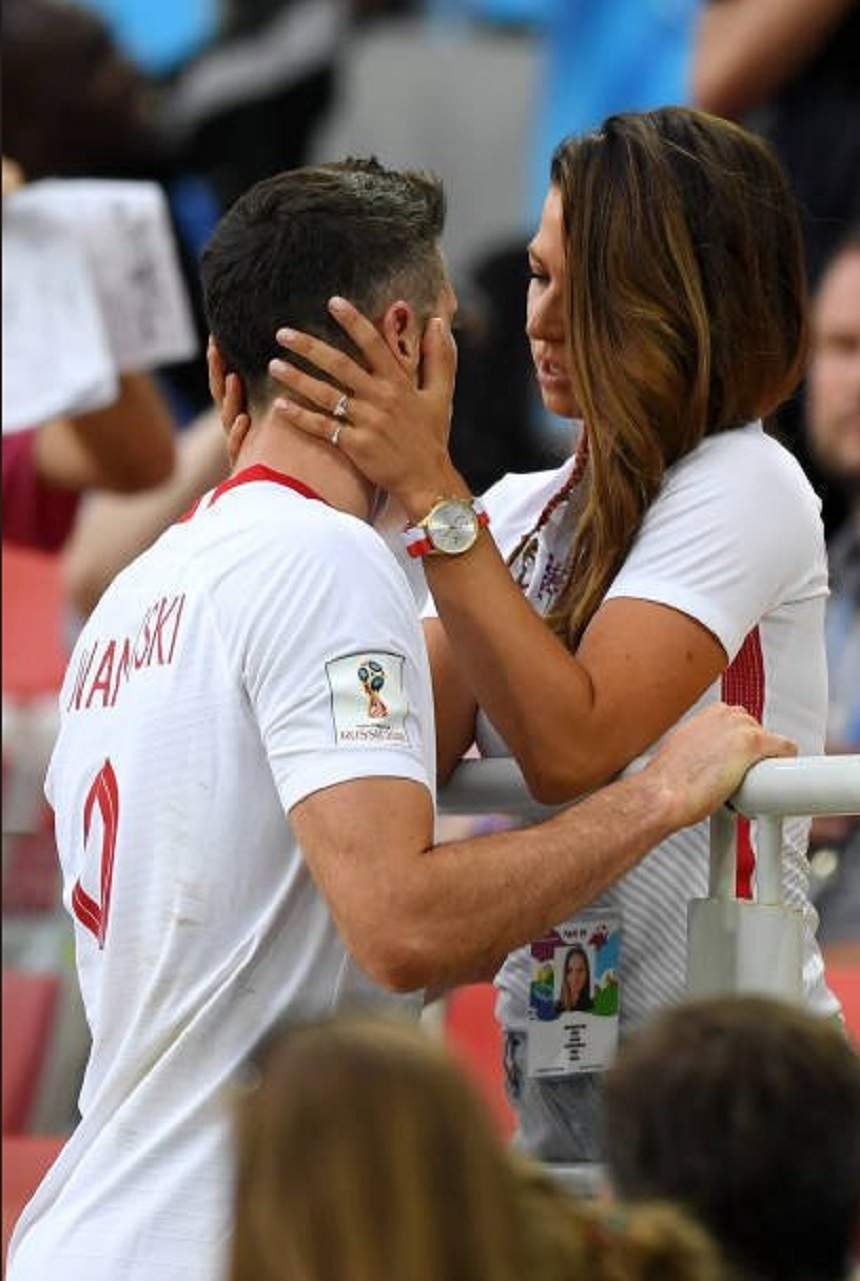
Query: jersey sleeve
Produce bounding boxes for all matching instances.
[603,430,828,661]
[214,520,435,814]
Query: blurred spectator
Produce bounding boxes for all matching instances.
[424,0,548,21]
[805,229,860,945]
[604,996,860,1281]
[62,409,229,617]
[528,0,701,222]
[74,0,218,75]
[308,10,555,481]
[1,0,164,182]
[2,376,176,554]
[1,149,176,551]
[165,0,346,213]
[693,0,860,536]
[809,229,860,749]
[2,155,25,196]
[231,1012,723,1281]
[310,12,538,278]
[693,0,859,285]
[2,0,217,422]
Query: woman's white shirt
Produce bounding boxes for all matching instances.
[429,421,838,1033]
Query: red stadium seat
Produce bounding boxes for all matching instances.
[2,1134,64,1271]
[445,983,516,1141]
[1,546,67,700]
[2,816,61,914]
[2,972,60,1134]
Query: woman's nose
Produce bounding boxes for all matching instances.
[527,289,564,343]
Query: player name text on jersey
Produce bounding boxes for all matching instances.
[67,593,186,713]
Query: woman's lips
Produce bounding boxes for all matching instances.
[536,360,571,391]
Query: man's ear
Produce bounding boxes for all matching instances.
[379,301,422,375]
[207,336,229,410]
[207,337,251,463]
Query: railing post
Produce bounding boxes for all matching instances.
[709,806,737,900]
[755,815,785,906]
[689,808,803,1001]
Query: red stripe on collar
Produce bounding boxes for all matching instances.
[208,464,328,508]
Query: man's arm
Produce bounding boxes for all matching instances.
[290,704,796,992]
[692,0,854,119]
[34,372,176,495]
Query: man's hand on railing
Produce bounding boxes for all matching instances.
[646,703,797,830]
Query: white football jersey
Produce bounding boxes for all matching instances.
[9,464,435,1281]
[471,423,838,1037]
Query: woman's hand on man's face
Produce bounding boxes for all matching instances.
[266,297,465,519]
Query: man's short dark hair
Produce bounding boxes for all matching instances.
[604,996,860,1281]
[200,158,446,404]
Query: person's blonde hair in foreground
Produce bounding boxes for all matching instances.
[230,1013,723,1281]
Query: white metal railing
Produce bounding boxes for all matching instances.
[439,753,860,1002]
[440,754,859,1191]
[438,754,860,822]
[440,754,860,903]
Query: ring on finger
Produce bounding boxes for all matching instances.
[330,422,343,447]
[332,392,350,421]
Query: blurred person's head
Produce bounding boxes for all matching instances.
[605,996,860,1281]
[230,1013,530,1281]
[560,944,592,1012]
[525,107,807,649]
[201,159,454,429]
[231,1011,724,1281]
[1,0,164,181]
[807,228,860,501]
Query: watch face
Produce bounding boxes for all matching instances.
[427,500,479,555]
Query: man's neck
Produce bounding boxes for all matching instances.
[233,411,375,521]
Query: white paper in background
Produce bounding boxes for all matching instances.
[7,179,198,375]
[2,209,118,434]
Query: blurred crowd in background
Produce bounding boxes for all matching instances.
[2,0,859,1276]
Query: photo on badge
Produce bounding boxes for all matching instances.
[526,911,621,1079]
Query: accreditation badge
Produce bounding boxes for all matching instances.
[525,910,621,1078]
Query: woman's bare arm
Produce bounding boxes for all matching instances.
[423,618,478,782]
[421,536,726,803]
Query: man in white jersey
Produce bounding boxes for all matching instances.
[8,159,796,1281]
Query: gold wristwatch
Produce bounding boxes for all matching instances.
[403,497,490,558]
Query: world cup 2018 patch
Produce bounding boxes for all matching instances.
[326,651,410,746]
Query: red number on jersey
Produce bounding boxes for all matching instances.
[71,759,120,949]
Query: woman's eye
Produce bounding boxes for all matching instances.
[528,271,549,285]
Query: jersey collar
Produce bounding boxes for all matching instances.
[209,464,328,507]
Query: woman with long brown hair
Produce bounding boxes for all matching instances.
[240,107,839,1160]
[557,946,593,1015]
[230,1012,723,1281]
